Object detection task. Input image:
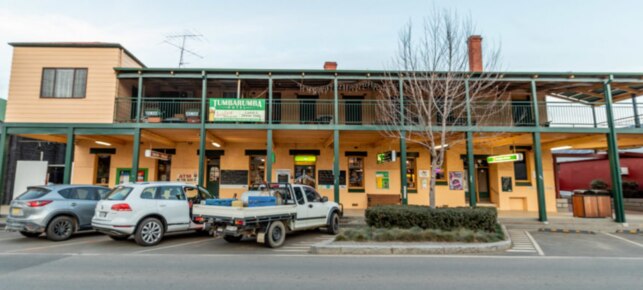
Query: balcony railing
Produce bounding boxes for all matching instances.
[113,97,642,129]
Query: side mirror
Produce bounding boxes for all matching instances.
[322,196,328,202]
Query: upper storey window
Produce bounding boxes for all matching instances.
[40,68,87,98]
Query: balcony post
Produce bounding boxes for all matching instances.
[465,80,477,207]
[136,75,143,123]
[266,76,273,183]
[268,75,273,125]
[198,74,207,187]
[592,105,598,128]
[632,93,640,128]
[0,126,8,203]
[530,80,548,223]
[333,76,340,203]
[604,76,626,223]
[63,127,75,184]
[131,128,141,183]
[399,77,408,205]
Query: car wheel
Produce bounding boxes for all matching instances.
[223,235,243,243]
[326,212,340,235]
[134,218,164,247]
[108,234,129,241]
[19,231,41,238]
[46,216,75,241]
[265,221,286,248]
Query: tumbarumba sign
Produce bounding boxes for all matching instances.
[209,99,266,122]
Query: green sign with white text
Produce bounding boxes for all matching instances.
[487,153,524,164]
[209,98,265,122]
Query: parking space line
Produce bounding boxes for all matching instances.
[524,231,545,256]
[4,237,107,253]
[132,238,216,254]
[602,232,643,249]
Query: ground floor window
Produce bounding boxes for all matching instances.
[249,155,266,186]
[513,151,529,184]
[95,155,111,185]
[348,157,364,191]
[406,157,417,191]
[435,154,447,183]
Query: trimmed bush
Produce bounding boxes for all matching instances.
[365,205,497,232]
[590,179,609,190]
[335,225,504,243]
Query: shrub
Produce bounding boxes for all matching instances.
[365,205,497,232]
[334,226,504,243]
[590,179,609,190]
[623,181,643,198]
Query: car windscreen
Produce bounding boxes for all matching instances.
[106,187,133,200]
[16,187,51,200]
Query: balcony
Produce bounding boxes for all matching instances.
[113,97,643,128]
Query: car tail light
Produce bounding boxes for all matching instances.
[111,203,132,211]
[234,219,245,226]
[26,200,53,207]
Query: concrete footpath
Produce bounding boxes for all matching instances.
[310,225,511,255]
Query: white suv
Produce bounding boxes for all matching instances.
[92,182,212,246]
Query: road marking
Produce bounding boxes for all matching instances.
[524,231,545,256]
[4,237,106,253]
[506,230,539,254]
[602,232,643,249]
[132,238,216,254]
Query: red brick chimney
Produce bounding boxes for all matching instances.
[323,61,338,70]
[467,35,483,72]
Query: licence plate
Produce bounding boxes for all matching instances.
[99,211,108,218]
[11,208,23,217]
[226,225,238,231]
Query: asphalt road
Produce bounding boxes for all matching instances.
[1,253,642,290]
[1,229,643,289]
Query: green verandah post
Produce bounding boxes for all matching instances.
[399,77,408,205]
[333,76,340,203]
[266,76,273,182]
[465,80,477,207]
[198,74,207,187]
[63,127,75,184]
[131,127,141,182]
[604,76,626,223]
[530,80,548,223]
[0,126,8,203]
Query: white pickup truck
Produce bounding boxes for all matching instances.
[193,183,342,248]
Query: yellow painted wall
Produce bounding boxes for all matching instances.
[69,136,557,213]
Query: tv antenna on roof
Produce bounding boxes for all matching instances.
[163,30,204,67]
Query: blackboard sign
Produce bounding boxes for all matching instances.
[221,170,248,185]
[318,170,346,185]
[502,176,513,192]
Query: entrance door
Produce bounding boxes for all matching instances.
[272,92,282,124]
[157,159,171,181]
[294,164,316,187]
[206,158,221,198]
[476,168,490,202]
[298,95,318,124]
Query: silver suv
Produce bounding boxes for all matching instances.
[5,185,111,241]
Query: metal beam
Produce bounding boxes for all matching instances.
[604,77,626,223]
[400,131,407,205]
[530,80,548,223]
[632,94,641,128]
[63,127,74,184]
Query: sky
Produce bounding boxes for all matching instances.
[1,0,643,98]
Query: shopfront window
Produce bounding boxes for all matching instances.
[406,157,417,190]
[294,155,316,187]
[514,152,529,182]
[348,157,364,191]
[435,155,447,182]
[249,155,266,186]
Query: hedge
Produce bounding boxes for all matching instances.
[365,205,497,232]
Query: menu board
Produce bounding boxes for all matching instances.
[318,170,346,185]
[220,170,249,185]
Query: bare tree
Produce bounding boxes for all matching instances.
[377,9,508,208]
